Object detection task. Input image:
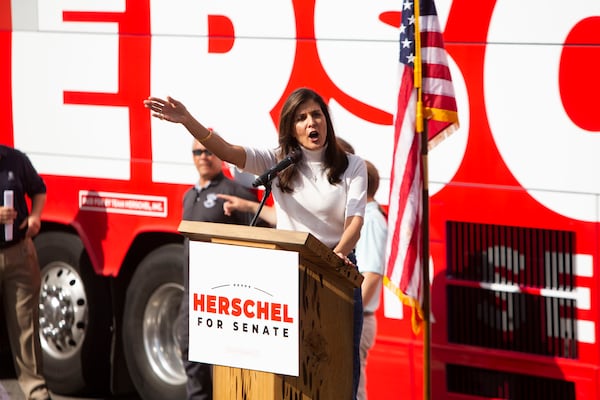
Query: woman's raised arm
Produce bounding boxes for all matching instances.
[144,96,247,168]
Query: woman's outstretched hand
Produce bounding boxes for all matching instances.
[143,96,188,124]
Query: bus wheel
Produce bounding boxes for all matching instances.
[35,231,111,395]
[122,243,186,400]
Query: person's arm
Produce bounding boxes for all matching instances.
[144,96,247,168]
[25,193,45,237]
[333,215,363,261]
[335,155,367,263]
[361,271,383,304]
[217,194,277,226]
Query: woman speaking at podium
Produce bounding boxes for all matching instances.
[144,87,367,399]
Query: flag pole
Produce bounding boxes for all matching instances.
[413,0,431,398]
[420,114,431,400]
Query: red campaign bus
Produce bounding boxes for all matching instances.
[1,0,599,399]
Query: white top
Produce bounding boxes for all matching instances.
[243,145,367,249]
[355,201,388,312]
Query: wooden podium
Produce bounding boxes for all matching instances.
[179,221,363,400]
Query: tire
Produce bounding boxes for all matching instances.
[122,243,186,400]
[34,231,111,395]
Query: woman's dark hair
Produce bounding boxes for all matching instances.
[276,88,349,193]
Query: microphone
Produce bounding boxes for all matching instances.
[252,151,300,187]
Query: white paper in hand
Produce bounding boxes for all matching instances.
[4,190,13,241]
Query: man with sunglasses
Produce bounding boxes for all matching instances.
[179,136,259,400]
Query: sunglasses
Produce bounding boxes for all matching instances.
[192,149,213,156]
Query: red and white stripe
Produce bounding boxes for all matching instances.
[385,0,458,316]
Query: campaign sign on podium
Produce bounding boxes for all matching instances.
[188,241,299,376]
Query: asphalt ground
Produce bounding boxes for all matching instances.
[0,378,140,400]
[0,378,74,400]
[0,354,139,400]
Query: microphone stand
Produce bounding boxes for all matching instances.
[250,180,272,227]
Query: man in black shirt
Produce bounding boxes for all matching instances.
[179,137,258,400]
[0,145,51,400]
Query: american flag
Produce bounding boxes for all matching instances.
[384,0,458,328]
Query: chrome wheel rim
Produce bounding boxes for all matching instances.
[39,262,88,359]
[143,282,186,385]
